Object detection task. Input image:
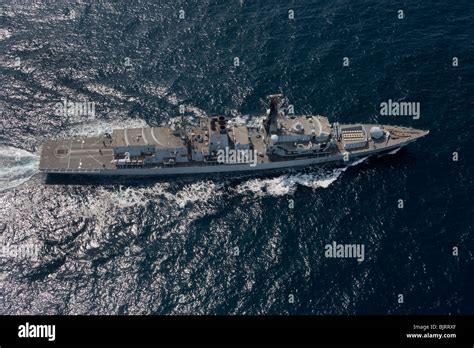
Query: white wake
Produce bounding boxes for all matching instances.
[388,147,402,155]
[234,156,370,197]
[0,146,39,192]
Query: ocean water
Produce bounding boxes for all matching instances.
[0,0,473,314]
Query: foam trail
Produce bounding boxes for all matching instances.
[235,156,371,197]
[388,147,402,155]
[349,155,371,166]
[0,146,39,192]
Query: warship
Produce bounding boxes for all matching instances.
[39,94,429,176]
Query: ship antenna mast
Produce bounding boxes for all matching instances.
[179,104,186,139]
[264,93,284,135]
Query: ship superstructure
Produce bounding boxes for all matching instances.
[39,94,428,176]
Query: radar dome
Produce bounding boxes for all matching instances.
[370,126,384,139]
[270,134,279,143]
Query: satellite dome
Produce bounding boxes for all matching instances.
[270,134,279,143]
[370,126,384,139]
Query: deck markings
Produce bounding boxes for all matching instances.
[88,154,104,166]
[124,129,130,146]
[91,137,105,147]
[150,128,167,147]
[142,128,148,145]
[67,139,73,169]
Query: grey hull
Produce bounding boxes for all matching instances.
[42,142,407,177]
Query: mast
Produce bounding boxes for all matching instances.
[264,94,284,135]
[178,105,192,158]
[180,112,186,138]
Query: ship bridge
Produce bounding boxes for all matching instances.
[275,115,331,143]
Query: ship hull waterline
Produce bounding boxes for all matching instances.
[40,142,410,178]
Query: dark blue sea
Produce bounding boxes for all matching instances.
[0,0,473,315]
